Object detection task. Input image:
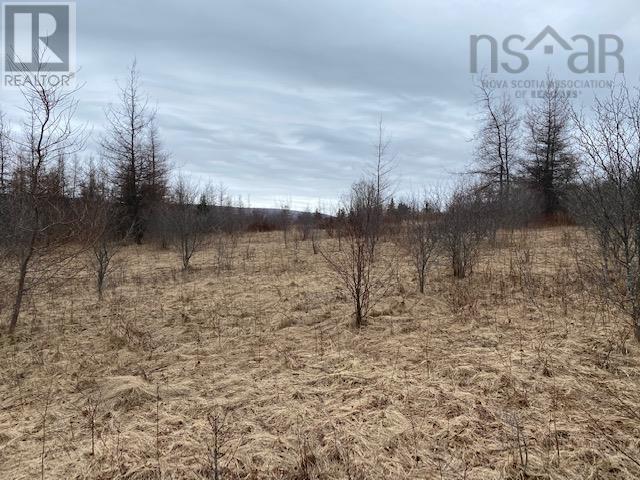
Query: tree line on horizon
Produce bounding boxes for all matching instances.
[0,63,639,341]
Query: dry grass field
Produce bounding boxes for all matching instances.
[1,227,640,479]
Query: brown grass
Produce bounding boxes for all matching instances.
[1,228,640,479]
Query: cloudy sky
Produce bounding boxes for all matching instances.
[2,0,639,210]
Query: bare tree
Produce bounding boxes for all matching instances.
[372,117,395,205]
[441,185,490,279]
[402,194,441,293]
[0,111,11,194]
[279,203,291,247]
[169,177,206,271]
[79,159,115,299]
[102,61,165,243]
[84,180,127,299]
[369,118,394,253]
[320,120,396,326]
[3,69,86,334]
[472,76,520,201]
[91,230,122,298]
[311,208,322,255]
[213,231,239,273]
[321,180,385,327]
[572,81,640,340]
[298,208,314,241]
[143,117,170,208]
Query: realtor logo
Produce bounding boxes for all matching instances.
[2,1,76,87]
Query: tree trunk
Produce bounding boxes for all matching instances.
[9,250,32,334]
[634,302,640,342]
[418,263,426,294]
[354,292,364,328]
[453,246,465,279]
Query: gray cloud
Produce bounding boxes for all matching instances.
[2,0,639,209]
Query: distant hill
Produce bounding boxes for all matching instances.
[220,206,331,220]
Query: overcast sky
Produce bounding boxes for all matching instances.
[2,0,639,210]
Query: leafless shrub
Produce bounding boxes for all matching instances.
[582,381,640,470]
[298,209,323,254]
[441,186,491,279]
[91,236,123,299]
[40,383,53,480]
[572,81,640,340]
[147,202,173,249]
[168,176,208,270]
[447,278,480,317]
[206,405,238,480]
[279,203,292,247]
[85,194,128,299]
[400,195,440,293]
[320,119,398,327]
[311,228,320,255]
[213,231,239,273]
[291,229,302,264]
[503,412,529,476]
[510,236,536,293]
[296,424,317,480]
[155,385,162,474]
[83,389,102,456]
[108,312,155,352]
[321,179,391,327]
